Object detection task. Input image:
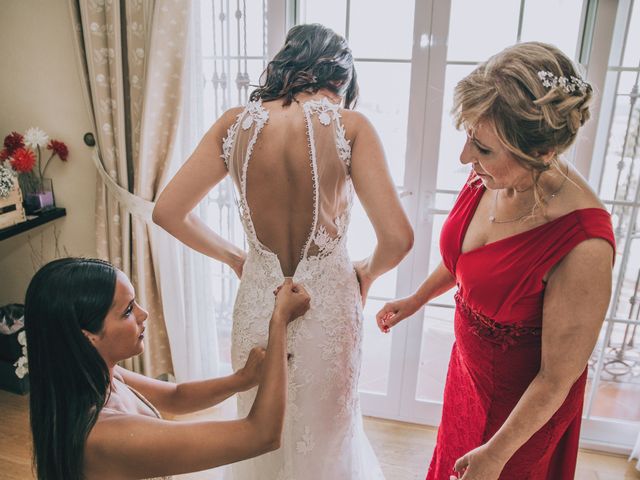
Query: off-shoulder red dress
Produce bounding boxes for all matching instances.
[426,178,615,480]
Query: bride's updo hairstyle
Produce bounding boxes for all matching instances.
[250,23,358,109]
[453,42,592,207]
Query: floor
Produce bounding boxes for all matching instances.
[1,389,639,479]
[362,417,640,480]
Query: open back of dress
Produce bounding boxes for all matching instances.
[223,97,353,277]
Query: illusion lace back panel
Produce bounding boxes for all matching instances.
[222,97,385,480]
[224,98,353,277]
[426,177,615,480]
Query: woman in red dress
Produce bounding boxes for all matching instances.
[377,42,615,480]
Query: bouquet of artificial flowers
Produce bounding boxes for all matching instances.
[0,128,69,212]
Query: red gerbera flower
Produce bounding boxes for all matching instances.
[47,139,69,161]
[4,132,25,154]
[10,147,36,173]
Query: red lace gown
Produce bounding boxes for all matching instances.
[426,178,615,480]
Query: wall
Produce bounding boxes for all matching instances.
[0,1,97,304]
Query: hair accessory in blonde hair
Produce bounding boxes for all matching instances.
[537,70,588,94]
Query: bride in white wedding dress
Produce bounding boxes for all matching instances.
[154,24,413,479]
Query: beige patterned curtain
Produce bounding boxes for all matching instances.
[68,0,190,377]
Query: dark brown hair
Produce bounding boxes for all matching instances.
[250,24,358,108]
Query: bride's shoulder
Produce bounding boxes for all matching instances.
[338,110,377,139]
[207,106,246,140]
[219,106,247,127]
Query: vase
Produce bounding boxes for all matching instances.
[22,177,55,214]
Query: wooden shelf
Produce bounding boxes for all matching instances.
[0,207,66,241]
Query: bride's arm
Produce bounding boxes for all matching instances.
[347,112,414,300]
[152,107,246,277]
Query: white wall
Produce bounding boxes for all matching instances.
[0,1,97,304]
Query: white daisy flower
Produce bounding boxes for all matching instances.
[24,127,49,148]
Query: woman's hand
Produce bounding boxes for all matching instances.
[353,259,375,307]
[236,346,266,390]
[273,279,311,324]
[375,295,421,333]
[451,444,506,480]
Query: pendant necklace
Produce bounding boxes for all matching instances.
[489,170,568,224]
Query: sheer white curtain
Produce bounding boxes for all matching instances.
[154,3,250,477]
[156,0,269,383]
[154,1,221,383]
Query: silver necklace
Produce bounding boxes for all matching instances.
[489,172,568,224]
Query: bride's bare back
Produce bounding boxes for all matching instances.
[244,101,314,276]
[224,95,353,277]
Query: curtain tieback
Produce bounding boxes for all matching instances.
[91,149,154,222]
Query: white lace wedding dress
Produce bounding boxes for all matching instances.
[222,97,385,480]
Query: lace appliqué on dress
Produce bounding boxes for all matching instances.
[221,110,244,169]
[454,292,542,351]
[304,97,352,169]
[296,426,316,455]
[311,210,350,260]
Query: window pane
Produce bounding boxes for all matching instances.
[416,304,455,402]
[349,0,414,59]
[447,0,520,62]
[203,58,266,116]
[623,0,640,67]
[200,1,266,60]
[597,94,632,203]
[244,0,268,57]
[587,320,640,422]
[520,0,585,57]
[355,61,412,185]
[359,299,393,394]
[436,64,475,191]
[298,0,347,37]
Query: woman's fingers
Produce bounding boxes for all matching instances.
[292,282,309,299]
[454,454,469,476]
[385,310,403,328]
[376,303,398,333]
[376,315,389,333]
[375,303,394,323]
